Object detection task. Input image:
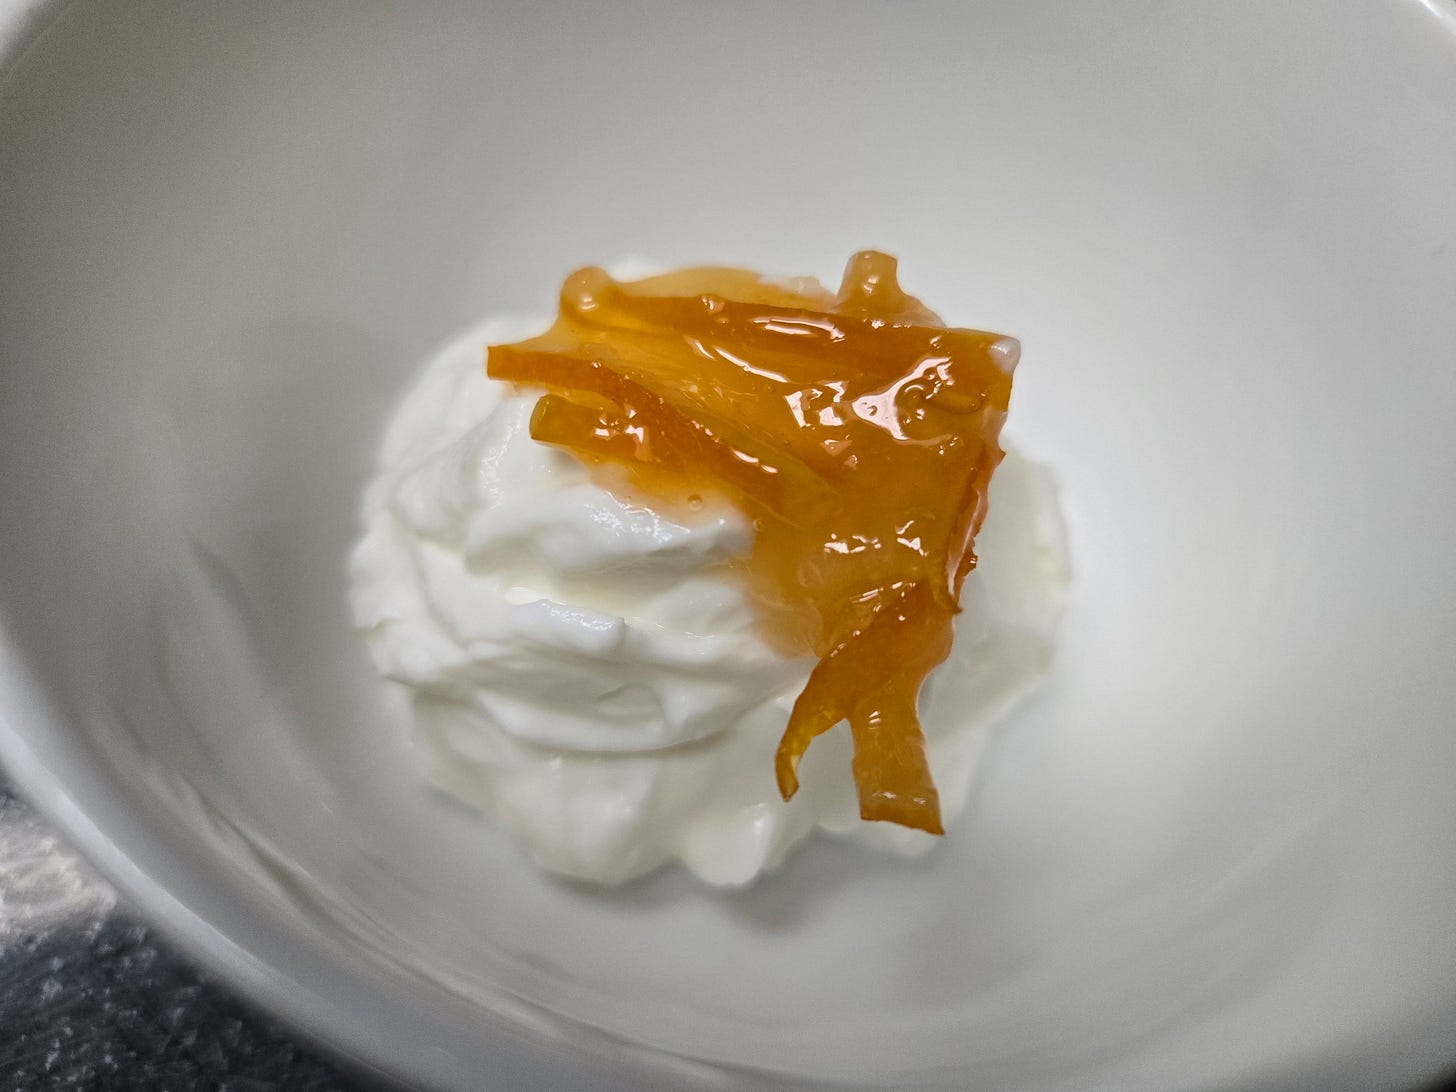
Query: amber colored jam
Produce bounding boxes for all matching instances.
[487,251,1016,834]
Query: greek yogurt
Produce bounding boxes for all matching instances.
[349,314,1068,886]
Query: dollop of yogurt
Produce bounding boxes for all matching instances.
[349,316,1069,886]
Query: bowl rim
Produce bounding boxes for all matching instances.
[4,3,1456,1089]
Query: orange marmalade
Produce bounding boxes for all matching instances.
[487,251,1016,834]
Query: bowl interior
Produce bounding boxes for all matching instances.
[2,2,1456,1089]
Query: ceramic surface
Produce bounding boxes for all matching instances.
[2,3,1455,1089]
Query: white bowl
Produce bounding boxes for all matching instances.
[3,3,1455,1089]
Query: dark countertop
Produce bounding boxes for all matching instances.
[0,783,371,1091]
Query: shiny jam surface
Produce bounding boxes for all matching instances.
[487,251,1016,834]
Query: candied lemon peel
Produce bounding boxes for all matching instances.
[488,251,1016,834]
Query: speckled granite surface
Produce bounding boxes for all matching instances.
[0,783,374,1090]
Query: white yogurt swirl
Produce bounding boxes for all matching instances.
[349,315,1069,886]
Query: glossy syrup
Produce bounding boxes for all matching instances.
[488,251,1016,833]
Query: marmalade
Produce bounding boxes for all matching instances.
[487,251,1016,834]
